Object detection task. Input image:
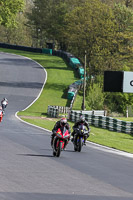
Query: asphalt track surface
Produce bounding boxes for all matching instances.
[0,52,133,200]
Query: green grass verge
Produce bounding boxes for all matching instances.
[1,48,133,154]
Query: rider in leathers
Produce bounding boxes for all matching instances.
[71,115,90,144]
[51,118,71,147]
[1,98,8,115]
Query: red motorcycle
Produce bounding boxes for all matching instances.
[52,127,70,157]
[0,107,3,122]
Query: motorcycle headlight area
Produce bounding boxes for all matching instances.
[56,132,63,138]
[63,135,69,139]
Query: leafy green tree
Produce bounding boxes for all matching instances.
[26,0,57,47]
[64,0,133,113]
[103,4,133,114]
[65,0,120,76]
[125,0,133,8]
[0,1,32,46]
[1,14,32,46]
[100,0,133,8]
[26,0,72,49]
[113,4,133,70]
[46,1,69,50]
[0,0,24,27]
[104,93,133,114]
[86,83,104,110]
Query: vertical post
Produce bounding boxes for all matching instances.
[82,50,86,110]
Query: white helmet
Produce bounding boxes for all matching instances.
[79,115,85,123]
[60,118,67,126]
[3,97,7,101]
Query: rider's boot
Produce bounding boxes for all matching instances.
[83,136,87,145]
[71,137,74,142]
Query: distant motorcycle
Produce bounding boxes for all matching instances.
[73,125,89,152]
[52,127,70,157]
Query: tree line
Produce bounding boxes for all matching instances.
[0,0,133,115]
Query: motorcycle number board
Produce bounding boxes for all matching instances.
[123,72,133,93]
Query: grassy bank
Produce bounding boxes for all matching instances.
[1,48,133,154]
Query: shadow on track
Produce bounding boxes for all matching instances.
[18,153,53,158]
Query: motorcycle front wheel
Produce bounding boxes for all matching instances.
[73,136,77,151]
[53,137,58,157]
[56,141,62,157]
[77,137,82,152]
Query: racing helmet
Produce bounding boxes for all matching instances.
[3,97,7,101]
[79,115,85,123]
[60,118,67,126]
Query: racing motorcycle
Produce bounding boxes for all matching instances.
[52,127,70,157]
[73,124,89,152]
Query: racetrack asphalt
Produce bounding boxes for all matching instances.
[0,52,133,200]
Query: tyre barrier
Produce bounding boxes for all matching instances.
[52,49,85,105]
[47,106,133,134]
[47,105,71,118]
